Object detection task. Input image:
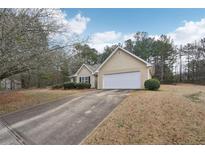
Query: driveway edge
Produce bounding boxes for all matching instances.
[0,90,101,118]
[79,93,130,145]
[0,118,24,144]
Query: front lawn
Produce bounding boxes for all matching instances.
[82,84,205,144]
[0,89,90,115]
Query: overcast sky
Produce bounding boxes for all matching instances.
[58,8,205,52]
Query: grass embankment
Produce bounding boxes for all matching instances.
[0,89,88,115]
[83,84,205,144]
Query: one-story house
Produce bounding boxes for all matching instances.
[70,47,153,89]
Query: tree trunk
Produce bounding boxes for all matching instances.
[160,56,164,82]
[179,46,182,82]
[187,54,190,81]
[192,62,195,82]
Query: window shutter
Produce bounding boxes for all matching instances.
[79,77,81,82]
[88,76,90,84]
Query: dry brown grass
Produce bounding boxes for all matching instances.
[83,84,205,144]
[0,89,89,115]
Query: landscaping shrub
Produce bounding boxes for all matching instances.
[51,84,63,89]
[144,79,160,90]
[63,82,76,89]
[63,82,91,89]
[75,83,91,89]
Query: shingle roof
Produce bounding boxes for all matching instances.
[86,64,101,72]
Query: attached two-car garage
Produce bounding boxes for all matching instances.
[96,47,152,89]
[103,72,141,89]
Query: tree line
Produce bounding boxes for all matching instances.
[178,40,205,84]
[70,32,205,84]
[0,9,205,89]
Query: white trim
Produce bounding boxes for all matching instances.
[95,47,152,72]
[74,64,94,76]
[79,76,90,83]
[69,75,77,77]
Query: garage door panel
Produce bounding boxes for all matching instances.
[103,72,141,89]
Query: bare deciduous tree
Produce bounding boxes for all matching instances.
[0,8,77,80]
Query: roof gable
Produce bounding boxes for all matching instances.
[95,47,152,72]
[86,64,101,72]
[75,64,93,75]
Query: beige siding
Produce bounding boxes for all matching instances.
[76,66,96,88]
[147,67,152,79]
[98,48,150,89]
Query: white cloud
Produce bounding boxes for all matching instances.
[51,9,90,35]
[123,33,135,41]
[69,13,90,34]
[88,31,122,52]
[48,9,90,47]
[89,31,122,44]
[88,31,140,52]
[168,18,205,45]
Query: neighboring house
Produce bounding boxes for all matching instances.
[0,78,22,90]
[70,47,153,89]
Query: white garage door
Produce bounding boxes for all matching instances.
[103,72,141,89]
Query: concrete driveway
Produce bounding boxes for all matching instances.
[0,90,130,145]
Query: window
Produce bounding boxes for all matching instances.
[79,76,90,83]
